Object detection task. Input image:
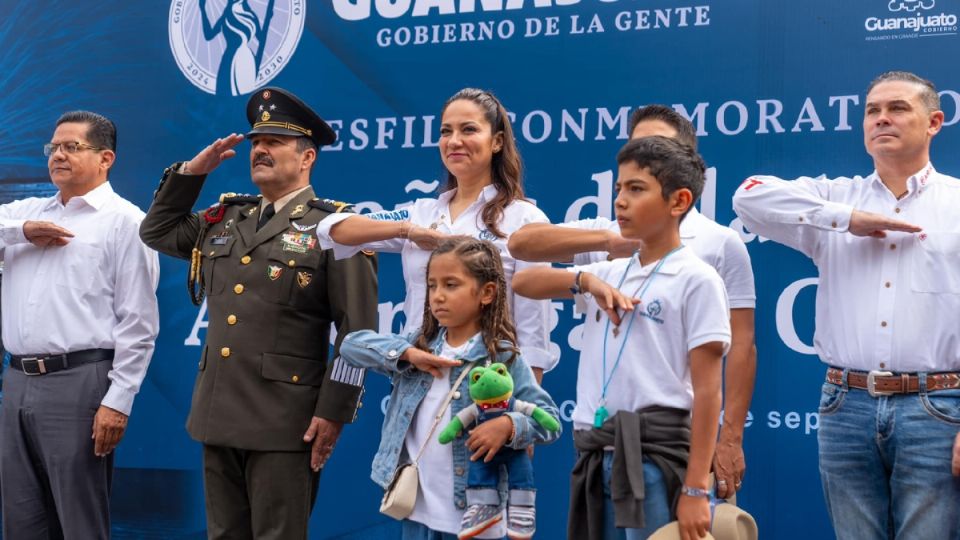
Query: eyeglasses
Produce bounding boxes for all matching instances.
[43,141,102,157]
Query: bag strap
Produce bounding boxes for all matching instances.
[412,361,475,464]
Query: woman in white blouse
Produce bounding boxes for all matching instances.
[316,88,555,376]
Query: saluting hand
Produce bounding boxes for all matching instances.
[23,221,73,247]
[605,230,642,260]
[183,133,245,176]
[401,348,462,379]
[303,417,343,472]
[849,209,922,238]
[92,405,128,457]
[406,225,449,251]
[581,272,640,326]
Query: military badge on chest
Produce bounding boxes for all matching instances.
[281,231,317,253]
[297,271,312,288]
[267,265,283,280]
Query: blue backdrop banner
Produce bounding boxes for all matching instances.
[2,0,959,537]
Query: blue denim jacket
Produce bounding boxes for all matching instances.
[341,329,561,511]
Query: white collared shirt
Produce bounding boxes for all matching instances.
[568,247,731,430]
[733,163,960,373]
[316,184,557,370]
[0,182,160,415]
[562,207,756,309]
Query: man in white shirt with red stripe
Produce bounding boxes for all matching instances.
[733,71,960,539]
[0,111,160,539]
[508,105,756,500]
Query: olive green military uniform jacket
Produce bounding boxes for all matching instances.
[140,167,378,451]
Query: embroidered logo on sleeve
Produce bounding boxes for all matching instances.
[740,178,764,191]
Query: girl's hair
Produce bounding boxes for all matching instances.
[440,88,525,240]
[415,237,519,363]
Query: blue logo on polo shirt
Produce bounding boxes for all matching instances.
[641,299,665,324]
[478,229,498,241]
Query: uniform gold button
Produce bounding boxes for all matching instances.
[292,375,300,383]
[288,259,296,268]
[227,315,237,325]
[358,402,363,409]
[831,221,838,228]
[220,347,231,358]
[895,208,901,214]
[234,284,244,294]
[209,251,215,257]
[881,321,888,327]
[241,255,252,265]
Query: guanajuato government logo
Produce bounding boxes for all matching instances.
[169,0,305,96]
[865,0,957,41]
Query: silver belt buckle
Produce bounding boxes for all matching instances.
[21,357,47,376]
[866,370,893,397]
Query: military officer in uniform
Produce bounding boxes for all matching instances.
[139,87,378,539]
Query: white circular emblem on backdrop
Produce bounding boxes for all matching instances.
[169,0,305,96]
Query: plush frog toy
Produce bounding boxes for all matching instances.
[438,363,559,540]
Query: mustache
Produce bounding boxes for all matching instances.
[253,154,274,167]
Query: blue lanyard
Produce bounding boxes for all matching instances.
[595,246,683,428]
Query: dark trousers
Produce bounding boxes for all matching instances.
[0,362,114,540]
[202,445,320,540]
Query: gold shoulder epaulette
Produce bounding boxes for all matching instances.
[308,197,355,213]
[219,193,261,205]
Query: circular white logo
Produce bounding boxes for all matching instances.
[169,0,305,96]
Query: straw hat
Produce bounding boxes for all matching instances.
[647,503,757,540]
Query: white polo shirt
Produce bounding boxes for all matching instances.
[562,207,756,309]
[733,163,960,373]
[316,184,556,371]
[568,246,731,431]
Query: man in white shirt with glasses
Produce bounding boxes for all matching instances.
[0,111,159,539]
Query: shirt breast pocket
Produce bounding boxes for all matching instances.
[203,236,237,296]
[911,232,960,294]
[58,241,103,292]
[263,243,324,306]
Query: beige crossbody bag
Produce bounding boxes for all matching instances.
[380,362,475,520]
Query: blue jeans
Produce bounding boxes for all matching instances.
[467,448,535,491]
[401,519,506,539]
[601,451,672,540]
[401,520,459,540]
[818,380,960,540]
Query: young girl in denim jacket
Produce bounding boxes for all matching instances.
[341,237,560,540]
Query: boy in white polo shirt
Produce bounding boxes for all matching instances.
[513,136,730,540]
[509,105,755,500]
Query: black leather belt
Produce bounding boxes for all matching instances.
[10,349,114,376]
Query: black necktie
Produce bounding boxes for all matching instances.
[257,203,275,231]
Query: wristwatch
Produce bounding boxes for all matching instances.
[681,485,711,498]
